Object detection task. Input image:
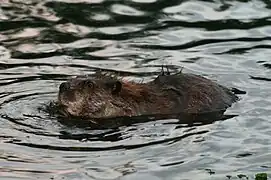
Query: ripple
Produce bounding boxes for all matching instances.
[1,0,271,179]
[111,4,146,17]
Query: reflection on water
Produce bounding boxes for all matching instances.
[0,0,271,179]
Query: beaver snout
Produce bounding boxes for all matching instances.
[59,82,70,92]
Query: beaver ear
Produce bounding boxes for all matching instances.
[111,81,122,94]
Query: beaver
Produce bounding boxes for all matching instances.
[56,70,239,120]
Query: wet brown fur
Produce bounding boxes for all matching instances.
[57,71,238,119]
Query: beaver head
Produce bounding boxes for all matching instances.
[57,75,124,118]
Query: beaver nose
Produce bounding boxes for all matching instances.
[59,82,70,92]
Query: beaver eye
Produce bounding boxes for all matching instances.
[82,80,94,88]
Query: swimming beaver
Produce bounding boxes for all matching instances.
[57,72,238,118]
[57,70,238,119]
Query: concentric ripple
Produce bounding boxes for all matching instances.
[0,0,271,179]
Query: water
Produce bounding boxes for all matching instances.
[0,0,271,179]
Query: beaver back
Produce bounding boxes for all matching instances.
[151,73,238,113]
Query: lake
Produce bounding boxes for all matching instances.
[0,0,271,179]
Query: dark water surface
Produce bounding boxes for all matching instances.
[1,0,271,179]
